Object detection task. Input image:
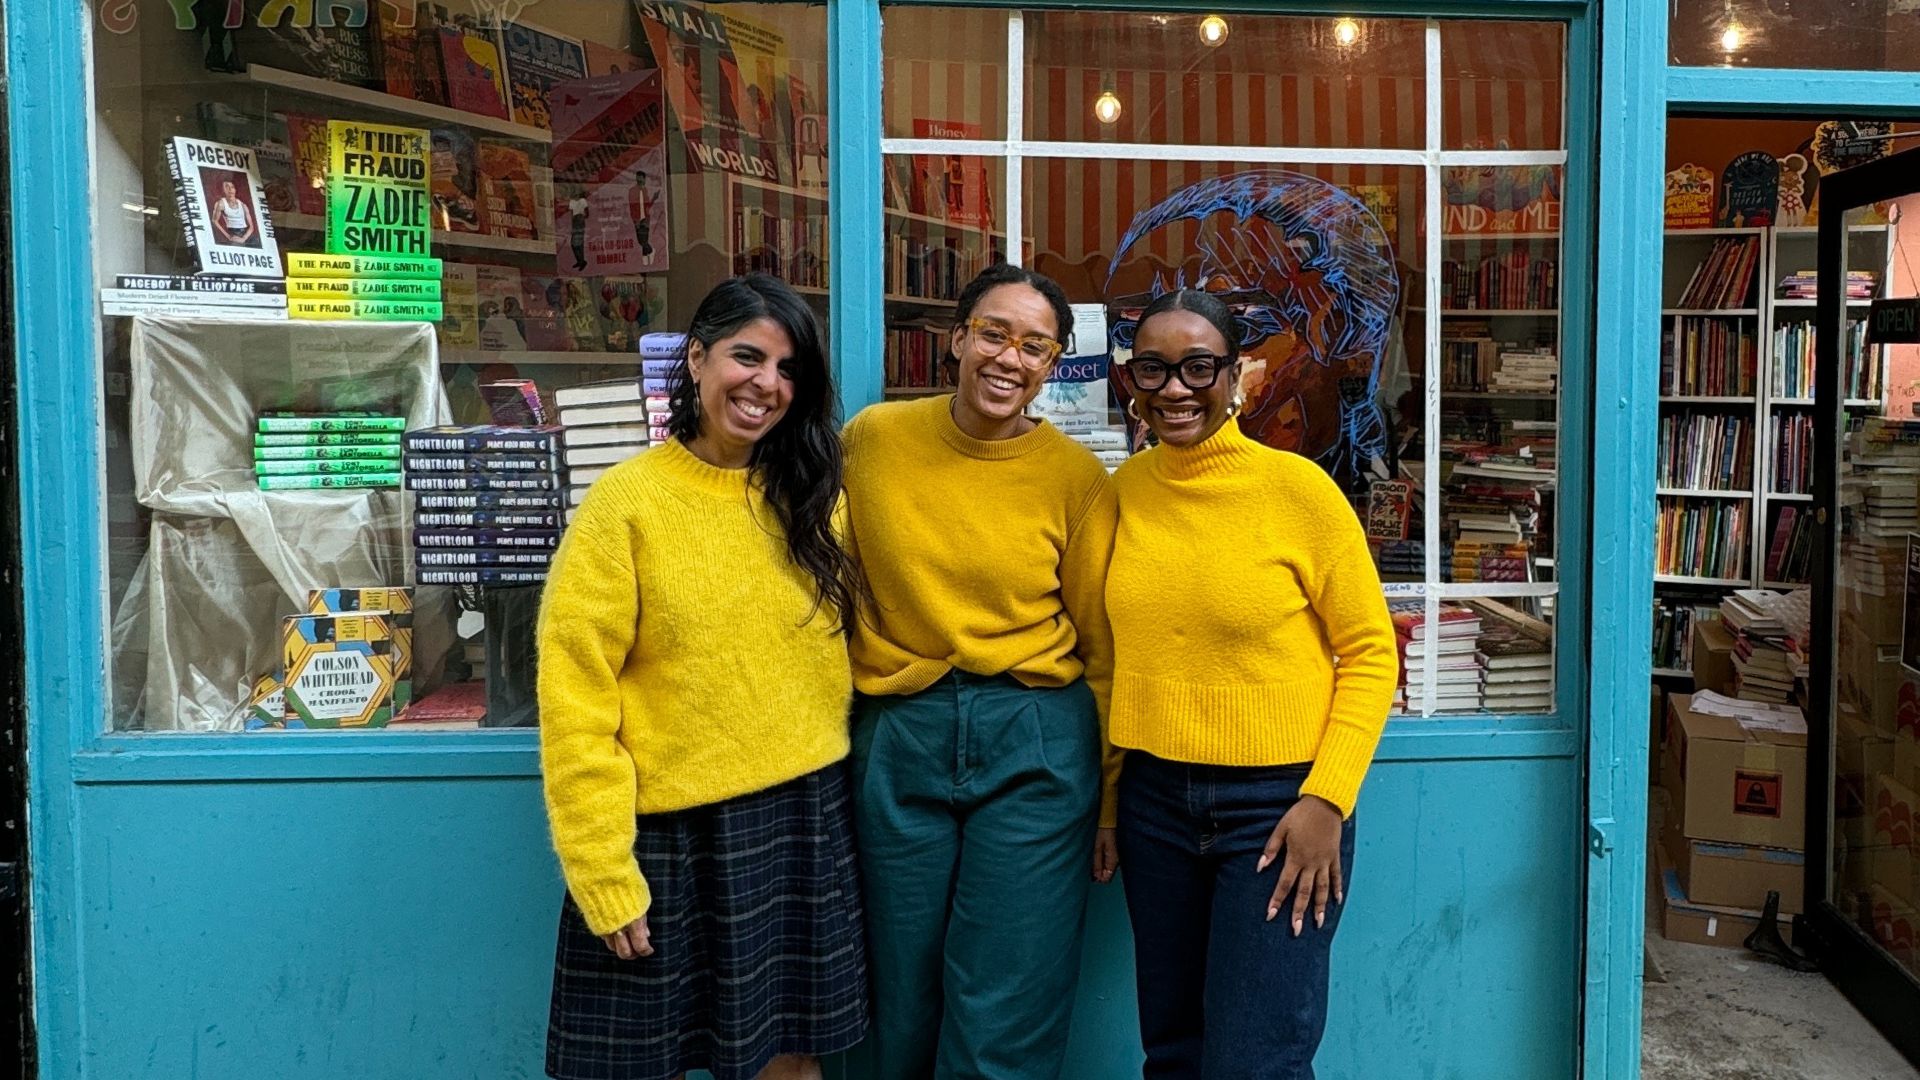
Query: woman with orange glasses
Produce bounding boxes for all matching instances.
[841,263,1118,1080]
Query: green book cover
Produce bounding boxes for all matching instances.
[257,415,406,434]
[253,444,402,462]
[287,277,444,301]
[286,252,444,279]
[254,431,402,447]
[289,298,445,322]
[257,457,407,475]
[257,472,403,489]
[326,120,432,259]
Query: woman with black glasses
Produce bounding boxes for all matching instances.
[841,263,1117,1080]
[1100,287,1397,1079]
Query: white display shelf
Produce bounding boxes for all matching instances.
[242,64,551,143]
[1767,491,1814,502]
[1656,488,1752,499]
[276,212,551,256]
[1660,395,1755,404]
[1654,574,1751,587]
[1652,666,1693,679]
[1663,308,1759,316]
[1438,308,1559,317]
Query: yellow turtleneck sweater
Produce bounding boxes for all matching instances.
[842,394,1120,817]
[537,438,854,935]
[1106,420,1397,818]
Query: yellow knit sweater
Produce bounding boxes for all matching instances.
[537,438,854,935]
[1106,420,1397,818]
[842,395,1121,819]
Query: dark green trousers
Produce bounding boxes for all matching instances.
[848,672,1101,1080]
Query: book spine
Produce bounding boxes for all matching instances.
[285,253,445,279]
[416,548,553,566]
[402,432,560,453]
[290,298,446,321]
[256,432,402,447]
[165,141,201,267]
[258,472,403,489]
[417,568,549,585]
[402,455,557,473]
[415,491,564,510]
[116,275,287,294]
[258,416,406,433]
[405,474,558,491]
[100,289,287,308]
[254,445,403,462]
[640,358,677,379]
[416,510,560,528]
[413,528,561,547]
[287,277,446,301]
[257,457,408,475]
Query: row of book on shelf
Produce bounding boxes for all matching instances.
[1661,316,1757,397]
[1674,236,1759,310]
[1392,598,1553,714]
[1656,412,1752,491]
[1771,320,1876,400]
[1439,338,1559,395]
[1656,496,1749,580]
[1438,253,1559,311]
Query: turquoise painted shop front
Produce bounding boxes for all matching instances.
[12,0,1798,1074]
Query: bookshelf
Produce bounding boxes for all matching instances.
[237,64,553,143]
[276,212,553,256]
[1651,220,1895,676]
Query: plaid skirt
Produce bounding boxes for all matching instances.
[546,763,869,1080]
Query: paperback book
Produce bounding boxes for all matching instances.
[165,136,283,278]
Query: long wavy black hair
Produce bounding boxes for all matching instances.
[666,274,860,630]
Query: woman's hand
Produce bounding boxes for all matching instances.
[1091,827,1120,884]
[1257,795,1344,935]
[601,916,654,960]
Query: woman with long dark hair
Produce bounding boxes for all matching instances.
[1104,288,1396,1078]
[539,274,866,1080]
[842,263,1118,1079]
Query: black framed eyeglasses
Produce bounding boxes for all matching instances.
[1126,355,1233,392]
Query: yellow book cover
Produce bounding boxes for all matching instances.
[327,120,431,258]
[286,252,443,279]
[282,613,397,728]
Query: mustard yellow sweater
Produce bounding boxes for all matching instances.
[1107,421,1397,817]
[842,395,1121,819]
[537,438,854,935]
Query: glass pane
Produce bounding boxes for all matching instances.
[92,0,827,731]
[1832,196,1920,980]
[1023,13,1426,149]
[1671,0,1920,70]
[1441,21,1565,152]
[881,6,1008,141]
[879,153,1009,396]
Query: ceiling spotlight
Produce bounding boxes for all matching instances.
[1334,17,1361,46]
[1199,15,1230,46]
[1720,22,1744,52]
[1094,90,1123,125]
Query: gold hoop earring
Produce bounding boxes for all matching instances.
[1228,392,1245,417]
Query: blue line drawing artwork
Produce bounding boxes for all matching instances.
[1106,169,1399,495]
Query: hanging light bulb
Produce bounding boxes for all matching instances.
[1333,17,1362,47]
[1198,15,1230,47]
[1094,90,1124,125]
[1720,21,1744,52]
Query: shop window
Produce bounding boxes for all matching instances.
[90,0,828,732]
[1670,0,1920,70]
[884,9,1567,717]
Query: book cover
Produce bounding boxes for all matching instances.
[409,3,450,105]
[166,136,284,278]
[287,252,442,278]
[637,0,774,181]
[254,444,402,462]
[498,20,587,130]
[327,120,431,259]
[417,568,549,585]
[1664,163,1715,230]
[284,112,332,217]
[1366,480,1415,542]
[405,473,560,491]
[479,141,537,240]
[242,674,290,730]
[911,119,993,227]
[405,425,561,453]
[531,163,556,242]
[258,414,405,433]
[288,277,443,301]
[440,23,510,120]
[430,128,483,233]
[1719,151,1780,229]
[476,382,549,426]
[394,681,488,727]
[255,431,400,447]
[415,491,563,511]
[373,1,422,100]
[404,453,557,473]
[118,274,286,294]
[597,276,662,351]
[417,508,561,528]
[225,14,377,87]
[439,262,481,348]
[306,587,414,711]
[551,68,670,276]
[290,298,444,321]
[789,74,827,192]
[195,103,297,216]
[476,264,528,350]
[520,274,572,350]
[560,278,607,350]
[281,613,397,727]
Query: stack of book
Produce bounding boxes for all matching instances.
[102,274,288,320]
[553,335,681,518]
[1391,601,1486,713]
[390,680,488,731]
[1473,599,1553,712]
[1489,348,1558,394]
[1722,589,1793,704]
[1675,237,1759,309]
[254,412,405,489]
[287,253,444,322]
[1777,269,1878,301]
[1069,428,1129,473]
[403,425,565,585]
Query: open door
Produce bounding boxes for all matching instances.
[1804,143,1920,1066]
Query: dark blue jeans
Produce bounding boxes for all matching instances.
[1116,752,1356,1080]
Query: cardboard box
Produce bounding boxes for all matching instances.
[1656,843,1795,950]
[1669,694,1808,850]
[1841,614,1903,733]
[1672,838,1804,914]
[1691,620,1737,697]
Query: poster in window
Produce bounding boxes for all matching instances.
[164,136,283,277]
[550,67,670,277]
[1718,151,1779,229]
[1664,164,1715,230]
[911,119,993,228]
[1441,156,1561,235]
[636,0,779,182]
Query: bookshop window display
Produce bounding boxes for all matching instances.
[883,10,1567,716]
[89,0,830,732]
